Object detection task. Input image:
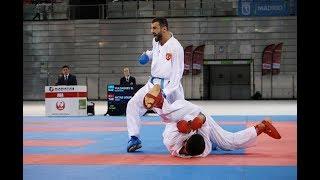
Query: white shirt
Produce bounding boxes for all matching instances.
[126,75,130,82]
[146,33,184,97]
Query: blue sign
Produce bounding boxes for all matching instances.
[106,84,135,115]
[107,84,114,92]
[238,0,295,16]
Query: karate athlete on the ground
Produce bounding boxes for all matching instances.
[126,17,185,152]
[143,85,282,158]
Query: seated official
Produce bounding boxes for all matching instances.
[120,67,136,86]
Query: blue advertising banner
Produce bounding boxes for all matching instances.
[238,0,295,16]
[106,84,135,115]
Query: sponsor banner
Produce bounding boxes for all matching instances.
[192,45,205,75]
[45,98,87,116]
[45,86,87,116]
[183,45,193,75]
[106,84,135,115]
[272,43,283,75]
[45,86,87,93]
[262,44,275,75]
[45,92,87,98]
[238,0,292,16]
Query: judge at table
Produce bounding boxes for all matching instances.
[56,65,77,86]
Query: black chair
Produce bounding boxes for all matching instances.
[87,102,95,116]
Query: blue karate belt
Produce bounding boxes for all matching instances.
[150,76,165,89]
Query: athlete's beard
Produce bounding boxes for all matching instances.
[154,32,162,42]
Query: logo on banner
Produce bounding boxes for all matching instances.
[56,100,65,111]
[52,87,75,92]
[108,85,115,92]
[79,99,87,109]
[219,46,224,53]
[108,94,115,101]
[242,2,251,15]
[166,53,172,61]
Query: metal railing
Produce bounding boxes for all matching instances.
[23,1,237,20]
[23,0,297,21]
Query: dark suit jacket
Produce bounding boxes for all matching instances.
[120,76,136,86]
[56,74,77,86]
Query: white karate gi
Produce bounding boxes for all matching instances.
[154,99,258,158]
[127,34,185,137]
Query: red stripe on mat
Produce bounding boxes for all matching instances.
[24,121,245,127]
[246,122,297,163]
[24,154,296,166]
[45,92,87,98]
[24,140,94,147]
[24,127,127,132]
